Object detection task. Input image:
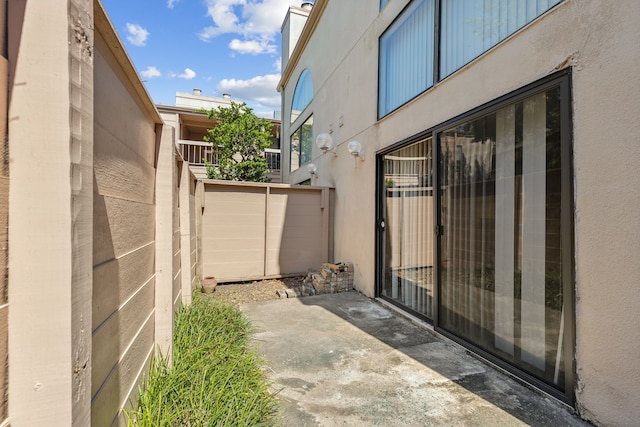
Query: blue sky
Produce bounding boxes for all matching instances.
[101,0,304,117]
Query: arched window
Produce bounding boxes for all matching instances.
[290,70,314,173]
[291,69,313,124]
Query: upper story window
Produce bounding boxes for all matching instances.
[440,0,563,78]
[379,0,435,117]
[379,0,563,118]
[291,69,314,124]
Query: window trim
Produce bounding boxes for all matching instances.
[434,70,574,404]
[289,114,314,173]
[289,69,315,173]
[291,69,314,124]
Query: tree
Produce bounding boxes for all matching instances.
[203,101,273,182]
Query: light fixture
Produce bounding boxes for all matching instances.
[306,162,318,177]
[347,140,365,165]
[316,133,337,156]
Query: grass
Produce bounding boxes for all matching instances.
[126,292,279,426]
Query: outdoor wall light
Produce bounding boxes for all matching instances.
[306,162,318,177]
[347,140,365,164]
[316,133,337,156]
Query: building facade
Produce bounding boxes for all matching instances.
[159,91,282,182]
[279,1,640,425]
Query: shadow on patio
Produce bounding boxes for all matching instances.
[242,292,589,427]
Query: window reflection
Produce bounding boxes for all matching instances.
[438,86,565,389]
[290,115,313,172]
[291,69,313,124]
[381,138,434,318]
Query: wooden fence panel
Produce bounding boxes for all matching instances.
[201,181,333,282]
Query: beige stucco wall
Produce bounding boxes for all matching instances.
[0,0,8,423]
[281,6,311,73]
[281,1,640,425]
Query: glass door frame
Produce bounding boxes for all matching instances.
[376,130,438,323]
[375,69,575,404]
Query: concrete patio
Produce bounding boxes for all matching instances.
[242,291,590,427]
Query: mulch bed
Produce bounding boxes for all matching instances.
[206,276,306,306]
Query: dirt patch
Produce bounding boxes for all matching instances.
[206,276,306,306]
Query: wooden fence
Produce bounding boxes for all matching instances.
[200,181,334,282]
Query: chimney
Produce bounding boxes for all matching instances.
[193,88,202,96]
[282,3,312,72]
[222,93,231,100]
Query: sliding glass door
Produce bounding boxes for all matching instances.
[438,83,569,393]
[380,138,434,319]
[376,73,573,400]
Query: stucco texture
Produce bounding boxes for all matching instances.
[279,1,640,425]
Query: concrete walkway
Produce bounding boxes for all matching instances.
[242,292,590,427]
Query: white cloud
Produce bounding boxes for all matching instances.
[274,58,282,72]
[242,0,300,35]
[199,0,244,40]
[199,0,299,55]
[125,23,149,47]
[229,38,276,55]
[178,68,197,80]
[167,0,180,8]
[217,73,281,108]
[140,66,162,79]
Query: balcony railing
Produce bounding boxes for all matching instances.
[264,149,281,172]
[178,140,219,166]
[178,140,280,172]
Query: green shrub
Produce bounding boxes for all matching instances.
[203,102,273,182]
[126,294,278,426]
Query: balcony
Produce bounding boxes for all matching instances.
[177,140,281,181]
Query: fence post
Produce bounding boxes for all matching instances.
[263,186,270,277]
[154,124,176,359]
[179,158,194,305]
[8,1,94,423]
[321,187,330,263]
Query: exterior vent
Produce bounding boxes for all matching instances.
[301,2,313,10]
[193,88,202,95]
